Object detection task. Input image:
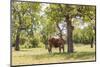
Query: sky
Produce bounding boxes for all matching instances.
[40,3,49,16]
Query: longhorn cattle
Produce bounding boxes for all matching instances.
[48,37,65,53]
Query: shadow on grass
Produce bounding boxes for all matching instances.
[30,51,95,60]
[49,51,95,55]
[12,51,95,66]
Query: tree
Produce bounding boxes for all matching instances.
[45,4,76,53]
[12,1,41,51]
[12,2,95,52]
[44,4,95,53]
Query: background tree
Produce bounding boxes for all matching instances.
[12,1,41,51]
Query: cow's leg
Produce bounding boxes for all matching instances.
[48,45,52,53]
[50,45,52,53]
[48,47,50,53]
[62,45,64,53]
[59,46,61,53]
[48,45,50,53]
[61,44,64,53]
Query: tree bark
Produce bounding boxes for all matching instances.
[65,16,74,53]
[14,29,20,51]
[56,23,63,39]
[14,11,22,51]
[91,36,94,48]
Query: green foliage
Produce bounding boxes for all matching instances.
[11,1,41,48]
[11,1,96,50]
[31,37,39,48]
[38,42,45,48]
[73,26,95,44]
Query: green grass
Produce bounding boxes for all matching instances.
[12,44,96,65]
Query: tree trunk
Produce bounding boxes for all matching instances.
[65,16,74,53]
[14,11,22,51]
[91,36,94,48]
[56,23,63,38]
[14,29,20,51]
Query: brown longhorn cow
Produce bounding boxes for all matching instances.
[48,37,65,53]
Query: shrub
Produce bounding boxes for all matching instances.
[31,37,39,48]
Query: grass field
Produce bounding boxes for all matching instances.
[12,44,96,66]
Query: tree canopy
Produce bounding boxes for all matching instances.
[11,1,96,52]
